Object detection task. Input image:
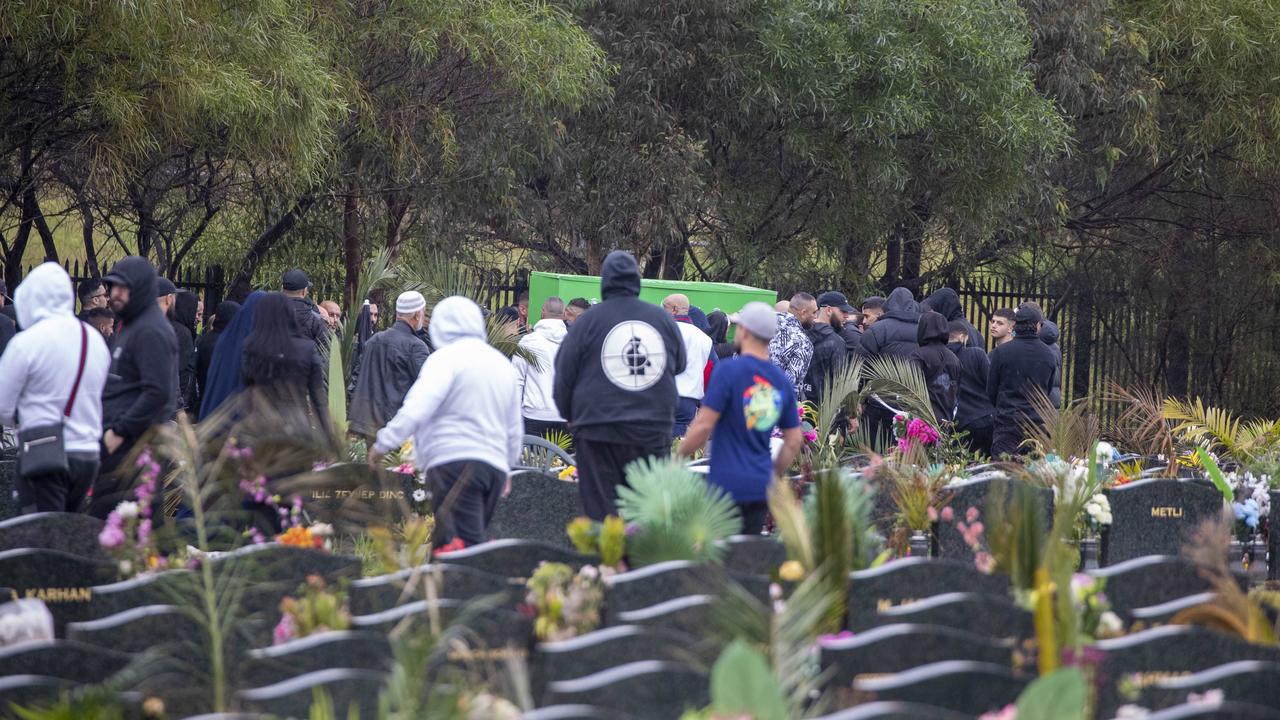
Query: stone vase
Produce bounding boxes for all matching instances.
[1078,537,1099,570]
[909,531,930,558]
[1229,539,1246,573]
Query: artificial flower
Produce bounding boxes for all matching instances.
[779,560,805,582]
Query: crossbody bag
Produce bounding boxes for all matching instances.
[18,322,89,479]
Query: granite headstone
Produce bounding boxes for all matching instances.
[1089,555,1241,622]
[0,639,130,684]
[614,594,716,636]
[530,625,698,703]
[0,547,116,632]
[283,464,417,531]
[604,560,768,623]
[820,624,1014,689]
[1101,479,1224,566]
[0,451,17,521]
[853,660,1028,716]
[867,592,1034,642]
[931,476,1052,561]
[432,538,590,580]
[1141,660,1280,712]
[239,667,387,719]
[545,660,709,720]
[717,535,787,576]
[0,512,106,558]
[488,471,579,547]
[348,562,514,615]
[246,630,393,686]
[847,557,1010,630]
[812,701,971,719]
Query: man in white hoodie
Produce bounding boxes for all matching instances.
[368,296,522,552]
[513,296,569,443]
[0,263,111,513]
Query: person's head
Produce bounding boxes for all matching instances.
[516,292,529,321]
[367,301,379,329]
[173,290,199,332]
[861,296,886,326]
[990,308,1016,343]
[775,300,790,313]
[601,250,641,300]
[320,300,342,330]
[429,296,486,349]
[211,300,241,331]
[317,304,331,326]
[734,301,777,355]
[789,292,817,328]
[662,293,690,317]
[565,297,590,325]
[1013,304,1043,337]
[86,307,115,340]
[846,311,864,329]
[78,278,107,311]
[282,268,310,299]
[14,262,76,330]
[242,292,304,382]
[541,296,566,320]
[103,257,160,320]
[947,320,971,347]
[817,291,854,330]
[196,296,205,325]
[155,278,177,316]
[395,291,427,331]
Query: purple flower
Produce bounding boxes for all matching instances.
[272,614,297,645]
[98,523,126,550]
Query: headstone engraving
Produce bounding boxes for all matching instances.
[1101,480,1223,566]
[847,557,1010,631]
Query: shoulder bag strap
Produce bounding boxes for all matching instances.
[63,323,89,418]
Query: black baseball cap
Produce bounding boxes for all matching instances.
[1014,304,1043,324]
[156,278,177,296]
[817,291,856,314]
[282,268,310,291]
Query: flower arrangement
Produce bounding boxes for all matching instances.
[275,523,334,550]
[566,515,626,569]
[98,450,165,578]
[522,561,606,641]
[1084,493,1113,533]
[558,465,579,482]
[893,413,940,453]
[272,575,351,645]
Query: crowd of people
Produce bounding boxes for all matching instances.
[0,251,1063,549]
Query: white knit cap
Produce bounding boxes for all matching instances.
[396,291,426,314]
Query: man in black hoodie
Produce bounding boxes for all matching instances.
[1040,319,1063,407]
[858,287,921,445]
[987,304,1057,459]
[171,290,200,412]
[923,287,983,349]
[554,251,686,520]
[948,321,995,456]
[910,311,960,426]
[93,256,178,518]
[803,294,847,402]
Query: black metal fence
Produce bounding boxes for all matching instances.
[21,260,226,316]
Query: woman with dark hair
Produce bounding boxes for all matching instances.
[240,292,329,429]
[200,292,263,420]
[706,310,736,360]
[171,291,200,411]
[196,300,240,398]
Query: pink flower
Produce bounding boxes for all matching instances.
[136,519,152,548]
[940,506,955,522]
[803,430,818,443]
[272,614,297,645]
[966,506,980,524]
[974,552,994,574]
[818,630,855,647]
[969,522,984,537]
[98,523,126,550]
[927,507,938,522]
[979,705,1016,720]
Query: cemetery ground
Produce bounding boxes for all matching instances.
[4,386,1280,719]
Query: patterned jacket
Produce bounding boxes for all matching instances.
[768,312,813,399]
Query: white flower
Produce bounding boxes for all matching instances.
[1101,511,1112,525]
[1095,441,1115,464]
[1091,493,1107,505]
[115,501,140,521]
[579,565,599,581]
[1099,611,1123,635]
[309,523,334,538]
[414,473,427,485]
[118,560,133,576]
[1115,705,1151,719]
[412,488,427,503]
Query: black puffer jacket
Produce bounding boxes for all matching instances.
[923,288,983,349]
[553,251,686,446]
[348,320,431,437]
[839,323,863,358]
[101,257,177,442]
[804,322,847,402]
[860,287,920,359]
[948,340,995,430]
[987,330,1057,428]
[289,295,330,347]
[1040,320,1063,407]
[910,311,960,425]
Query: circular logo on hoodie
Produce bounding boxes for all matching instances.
[600,320,667,390]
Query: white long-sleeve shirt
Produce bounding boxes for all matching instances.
[674,320,713,400]
[0,263,111,453]
[373,297,522,473]
[513,319,567,422]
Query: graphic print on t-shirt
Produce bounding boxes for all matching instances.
[600,320,667,391]
[742,374,782,431]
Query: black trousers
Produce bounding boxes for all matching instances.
[672,397,699,437]
[428,461,505,547]
[990,425,1025,461]
[89,438,137,519]
[17,454,99,514]
[574,438,670,520]
[737,500,770,536]
[959,420,994,459]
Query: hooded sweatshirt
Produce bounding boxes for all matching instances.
[909,311,960,425]
[513,318,569,422]
[101,257,177,441]
[0,263,111,453]
[804,321,846,402]
[553,251,686,446]
[859,287,920,359]
[923,288,984,349]
[199,292,262,420]
[947,339,995,430]
[1040,319,1063,407]
[987,325,1058,428]
[171,290,199,411]
[374,296,522,473]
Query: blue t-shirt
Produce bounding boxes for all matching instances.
[703,355,800,502]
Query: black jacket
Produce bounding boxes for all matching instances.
[0,312,14,359]
[101,257,177,442]
[171,291,199,412]
[987,331,1058,429]
[804,322,847,402]
[242,336,329,429]
[553,251,686,446]
[948,340,996,429]
[923,287,984,349]
[1040,320,1063,407]
[289,295,330,347]
[348,320,430,437]
[910,312,960,425]
[860,287,920,359]
[839,323,863,357]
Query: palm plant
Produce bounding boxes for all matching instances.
[809,355,934,462]
[1102,382,1178,473]
[615,456,743,566]
[1163,396,1280,464]
[1019,386,1100,461]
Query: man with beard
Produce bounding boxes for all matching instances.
[768,293,814,399]
[800,293,846,403]
[819,291,861,358]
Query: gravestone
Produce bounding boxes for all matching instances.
[488,471,579,547]
[820,624,1014,689]
[0,548,116,632]
[931,476,1053,561]
[1270,490,1280,581]
[546,660,709,719]
[867,592,1034,642]
[1101,479,1224,566]
[0,512,106,558]
[282,464,417,531]
[531,625,699,703]
[615,594,715,636]
[65,604,200,655]
[847,557,1010,630]
[0,451,17,521]
[352,598,533,657]
[853,660,1027,716]
[523,707,638,720]
[1129,592,1217,627]
[0,674,75,709]
[239,667,387,720]
[349,563,514,615]
[432,538,590,580]
[1144,702,1280,719]
[246,630,393,686]
[1095,625,1280,718]
[0,639,130,684]
[1090,555,1242,622]
[1142,661,1280,712]
[76,569,193,622]
[604,561,769,624]
[717,535,786,576]
[814,701,971,720]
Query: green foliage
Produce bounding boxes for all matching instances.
[565,515,626,568]
[986,480,1046,592]
[10,691,124,720]
[1015,667,1088,720]
[616,456,742,566]
[1196,447,1233,507]
[327,343,348,438]
[708,640,789,720]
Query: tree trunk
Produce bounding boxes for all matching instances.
[77,190,99,277]
[342,189,361,308]
[25,190,59,264]
[226,197,315,301]
[384,193,410,263]
[2,194,34,294]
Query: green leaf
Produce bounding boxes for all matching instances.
[327,343,347,438]
[709,640,789,720]
[1197,447,1233,505]
[1015,667,1087,720]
